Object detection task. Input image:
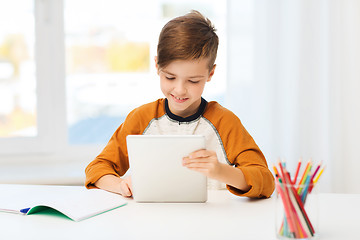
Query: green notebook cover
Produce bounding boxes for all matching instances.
[0,184,127,221]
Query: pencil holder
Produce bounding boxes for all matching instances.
[275,179,319,240]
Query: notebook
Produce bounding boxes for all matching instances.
[0,184,127,221]
[126,135,207,202]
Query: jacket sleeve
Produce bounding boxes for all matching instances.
[211,106,275,198]
[226,148,275,198]
[85,109,141,189]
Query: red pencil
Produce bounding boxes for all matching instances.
[276,177,297,237]
[308,162,321,192]
[293,159,302,184]
[283,172,315,236]
[278,160,286,181]
[297,160,312,191]
[311,162,322,182]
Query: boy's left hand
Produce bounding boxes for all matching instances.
[182,149,222,179]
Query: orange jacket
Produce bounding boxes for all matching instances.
[85,98,274,198]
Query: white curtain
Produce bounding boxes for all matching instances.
[227,0,360,193]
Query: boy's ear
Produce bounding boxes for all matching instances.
[154,56,159,74]
[207,64,216,82]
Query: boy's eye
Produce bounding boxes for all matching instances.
[189,80,200,84]
[166,76,175,80]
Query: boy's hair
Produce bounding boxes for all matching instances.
[157,10,219,71]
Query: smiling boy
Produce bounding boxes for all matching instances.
[85,10,275,198]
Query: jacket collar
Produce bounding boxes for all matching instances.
[164,97,207,123]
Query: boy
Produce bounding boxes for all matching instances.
[85,10,274,198]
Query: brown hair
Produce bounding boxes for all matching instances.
[156,10,219,71]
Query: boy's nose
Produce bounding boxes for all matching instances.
[174,82,187,95]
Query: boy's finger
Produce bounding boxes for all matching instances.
[189,149,213,159]
[127,182,133,196]
[120,182,131,196]
[126,177,133,195]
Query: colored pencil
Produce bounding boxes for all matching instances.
[313,166,325,184]
[273,164,279,176]
[311,162,322,183]
[282,169,314,237]
[276,177,297,237]
[308,162,322,192]
[297,160,311,186]
[301,175,311,202]
[297,161,312,193]
[293,158,302,184]
[287,184,311,238]
[275,159,324,238]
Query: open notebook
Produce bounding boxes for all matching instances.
[0,184,127,221]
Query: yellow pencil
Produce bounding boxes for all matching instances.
[300,161,312,183]
[273,164,279,176]
[313,166,325,184]
[297,161,312,193]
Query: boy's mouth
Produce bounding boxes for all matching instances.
[171,94,188,103]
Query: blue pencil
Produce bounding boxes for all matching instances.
[301,175,311,203]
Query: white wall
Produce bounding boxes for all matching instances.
[328,0,360,193]
[226,0,360,193]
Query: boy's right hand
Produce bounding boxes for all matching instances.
[119,176,133,197]
[95,174,133,197]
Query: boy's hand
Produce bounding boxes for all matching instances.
[182,150,251,192]
[94,174,133,197]
[119,176,133,197]
[182,150,222,179]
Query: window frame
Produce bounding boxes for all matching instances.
[0,0,231,164]
[0,0,66,155]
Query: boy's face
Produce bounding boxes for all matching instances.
[156,58,215,118]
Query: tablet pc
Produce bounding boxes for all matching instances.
[126,135,207,202]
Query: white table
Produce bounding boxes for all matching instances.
[0,188,358,240]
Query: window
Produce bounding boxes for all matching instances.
[0,0,227,158]
[0,2,36,138]
[64,0,227,144]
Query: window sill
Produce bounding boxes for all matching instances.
[0,161,86,186]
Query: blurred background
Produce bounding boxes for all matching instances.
[0,0,359,194]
